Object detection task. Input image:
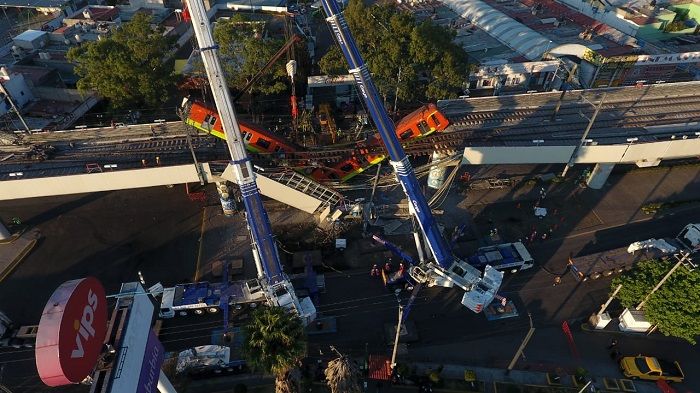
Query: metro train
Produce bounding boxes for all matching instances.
[183,99,297,154]
[181,99,450,181]
[310,104,451,181]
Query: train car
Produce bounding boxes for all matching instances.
[311,138,385,181]
[311,104,450,181]
[394,103,449,140]
[183,99,297,155]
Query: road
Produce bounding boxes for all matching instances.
[307,164,700,391]
[0,164,699,391]
[0,186,205,392]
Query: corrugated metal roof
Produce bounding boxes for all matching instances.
[443,0,553,60]
[368,355,391,381]
[0,0,71,9]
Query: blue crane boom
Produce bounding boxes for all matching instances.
[185,0,315,323]
[322,1,451,269]
[320,0,503,312]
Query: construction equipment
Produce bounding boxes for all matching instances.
[569,223,700,281]
[319,0,503,314]
[231,34,302,103]
[184,0,315,325]
[317,103,338,143]
[0,311,38,348]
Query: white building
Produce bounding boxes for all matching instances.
[469,60,561,93]
[0,68,35,117]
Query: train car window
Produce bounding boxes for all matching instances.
[399,130,413,140]
[430,114,441,127]
[417,120,429,135]
[255,138,271,149]
[274,146,282,152]
[209,116,217,126]
[241,131,248,139]
[245,133,253,141]
[340,163,354,172]
[203,114,212,124]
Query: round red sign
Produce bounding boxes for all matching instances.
[35,277,108,386]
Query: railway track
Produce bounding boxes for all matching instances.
[4,104,699,169]
[446,95,700,128]
[2,82,699,175]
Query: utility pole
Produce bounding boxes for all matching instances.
[0,79,31,134]
[561,93,606,177]
[390,292,403,370]
[636,251,693,310]
[550,63,577,121]
[597,283,623,316]
[550,89,566,121]
[577,380,592,393]
[506,312,534,374]
[393,67,402,114]
[369,163,382,205]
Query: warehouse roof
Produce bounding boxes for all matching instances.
[443,0,553,60]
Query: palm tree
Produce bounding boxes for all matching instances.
[243,306,307,393]
[325,348,362,393]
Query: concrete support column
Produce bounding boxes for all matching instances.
[427,151,448,190]
[586,163,615,189]
[0,221,11,240]
[215,181,235,217]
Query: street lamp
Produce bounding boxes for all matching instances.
[390,289,403,371]
[561,93,606,177]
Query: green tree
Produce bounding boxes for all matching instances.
[319,46,347,77]
[319,0,471,105]
[213,15,289,98]
[244,307,307,393]
[325,351,362,393]
[66,13,175,109]
[612,259,700,344]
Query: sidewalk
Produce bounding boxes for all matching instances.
[0,226,39,283]
[182,359,660,393]
[394,362,659,393]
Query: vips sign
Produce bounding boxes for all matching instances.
[35,277,108,386]
[136,330,165,393]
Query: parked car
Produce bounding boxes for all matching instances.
[619,356,684,382]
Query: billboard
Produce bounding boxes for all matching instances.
[35,277,108,386]
[109,282,158,393]
[136,330,165,393]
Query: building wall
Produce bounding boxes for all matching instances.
[557,0,639,36]
[591,62,696,87]
[124,0,167,10]
[0,73,35,116]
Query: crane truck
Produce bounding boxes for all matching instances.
[319,0,503,313]
[0,311,38,349]
[184,0,315,325]
[159,279,264,318]
[569,223,700,281]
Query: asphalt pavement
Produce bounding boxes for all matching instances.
[1,163,700,392]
